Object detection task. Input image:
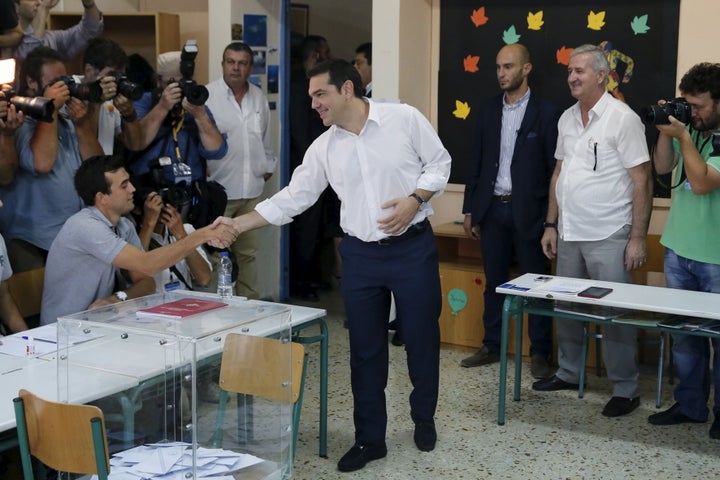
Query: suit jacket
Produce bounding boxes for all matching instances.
[462,92,561,240]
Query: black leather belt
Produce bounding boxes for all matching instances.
[493,194,512,203]
[377,218,430,245]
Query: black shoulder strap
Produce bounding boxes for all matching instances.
[149,237,194,291]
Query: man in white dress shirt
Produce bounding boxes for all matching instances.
[213,59,451,472]
[205,42,276,298]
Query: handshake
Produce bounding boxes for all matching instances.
[206,217,240,249]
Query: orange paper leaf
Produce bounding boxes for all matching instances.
[471,7,489,27]
[463,55,480,73]
[556,46,573,65]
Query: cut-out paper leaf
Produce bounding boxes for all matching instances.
[471,7,489,27]
[630,14,651,35]
[453,100,471,120]
[587,10,606,30]
[527,11,544,30]
[463,55,480,73]
[556,46,573,65]
[502,25,521,44]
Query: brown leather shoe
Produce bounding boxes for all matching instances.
[460,345,499,368]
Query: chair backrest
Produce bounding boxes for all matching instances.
[13,389,109,478]
[219,334,305,403]
[7,267,45,318]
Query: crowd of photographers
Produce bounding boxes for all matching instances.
[0,0,240,338]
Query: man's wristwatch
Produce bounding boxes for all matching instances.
[409,193,425,207]
[543,222,557,229]
[114,291,128,302]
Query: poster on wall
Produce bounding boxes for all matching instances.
[438,0,680,196]
[243,14,267,47]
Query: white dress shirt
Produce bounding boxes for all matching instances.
[554,92,649,241]
[256,100,451,242]
[205,79,277,199]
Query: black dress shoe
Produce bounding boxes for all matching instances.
[337,443,387,472]
[648,402,706,426]
[414,422,437,452]
[391,331,403,346]
[532,374,579,391]
[602,396,640,417]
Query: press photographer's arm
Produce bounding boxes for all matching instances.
[0,91,25,185]
[652,97,720,195]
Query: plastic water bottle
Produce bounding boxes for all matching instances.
[217,251,233,298]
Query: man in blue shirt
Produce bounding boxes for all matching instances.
[127,51,227,184]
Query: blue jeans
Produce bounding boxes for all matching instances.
[665,248,720,420]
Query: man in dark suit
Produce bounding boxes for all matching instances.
[461,43,561,378]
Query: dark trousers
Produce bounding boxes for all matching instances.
[479,200,552,357]
[340,227,441,445]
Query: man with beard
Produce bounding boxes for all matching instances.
[533,44,652,418]
[461,43,560,378]
[647,62,720,439]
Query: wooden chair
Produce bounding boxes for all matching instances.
[210,334,307,463]
[580,234,670,407]
[13,389,110,480]
[7,267,45,320]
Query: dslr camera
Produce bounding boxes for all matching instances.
[641,97,692,125]
[0,58,55,123]
[177,40,209,106]
[105,71,144,101]
[146,156,193,221]
[51,75,104,103]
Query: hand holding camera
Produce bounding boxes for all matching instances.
[0,92,25,134]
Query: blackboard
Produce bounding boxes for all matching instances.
[438,0,680,197]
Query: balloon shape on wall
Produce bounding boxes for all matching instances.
[448,288,468,316]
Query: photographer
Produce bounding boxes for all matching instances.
[0,46,102,269]
[79,37,144,154]
[127,50,227,184]
[134,189,212,292]
[13,0,103,62]
[647,62,720,439]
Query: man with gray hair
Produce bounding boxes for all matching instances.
[532,44,653,418]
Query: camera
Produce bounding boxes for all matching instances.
[641,97,692,125]
[0,59,55,123]
[51,75,104,103]
[106,71,144,101]
[1,89,55,123]
[144,156,192,220]
[177,40,209,106]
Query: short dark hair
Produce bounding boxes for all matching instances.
[223,41,254,64]
[307,59,364,98]
[679,62,720,101]
[355,42,372,65]
[75,155,126,206]
[83,38,128,71]
[300,35,327,63]
[18,46,64,96]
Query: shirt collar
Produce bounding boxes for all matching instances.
[503,88,531,109]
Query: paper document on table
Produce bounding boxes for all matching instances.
[533,279,589,295]
[0,335,56,357]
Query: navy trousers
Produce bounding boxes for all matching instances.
[339,227,441,446]
[479,200,553,357]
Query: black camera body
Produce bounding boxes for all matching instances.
[106,71,143,101]
[52,75,104,103]
[178,40,209,106]
[641,97,692,125]
[1,88,55,123]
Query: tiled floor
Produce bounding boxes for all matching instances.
[290,289,720,480]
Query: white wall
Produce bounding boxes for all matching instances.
[300,0,372,61]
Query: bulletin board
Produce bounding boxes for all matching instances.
[438,0,681,197]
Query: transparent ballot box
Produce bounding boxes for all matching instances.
[57,291,294,479]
